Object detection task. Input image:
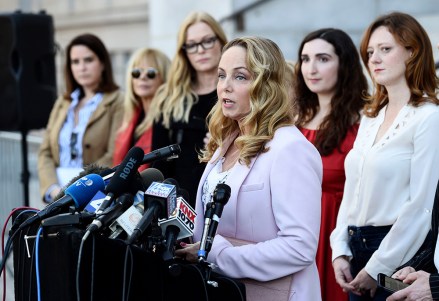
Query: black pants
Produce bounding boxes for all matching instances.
[347,225,392,301]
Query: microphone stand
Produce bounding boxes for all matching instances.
[197,258,219,287]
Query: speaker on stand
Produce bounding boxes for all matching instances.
[0,10,57,206]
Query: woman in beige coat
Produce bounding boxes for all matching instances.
[38,33,123,203]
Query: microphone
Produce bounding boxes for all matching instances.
[160,195,196,261]
[83,193,134,241]
[198,183,231,261]
[125,179,178,245]
[108,168,165,239]
[96,146,144,214]
[19,174,105,229]
[141,144,181,165]
[41,211,96,227]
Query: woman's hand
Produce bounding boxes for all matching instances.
[333,256,356,293]
[174,241,200,263]
[350,268,377,297]
[392,266,416,281]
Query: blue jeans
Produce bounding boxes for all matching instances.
[347,225,392,301]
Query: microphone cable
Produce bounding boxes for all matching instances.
[35,227,43,301]
[1,207,38,278]
[122,245,134,301]
[1,207,39,301]
[76,233,96,301]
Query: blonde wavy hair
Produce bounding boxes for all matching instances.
[121,48,171,138]
[200,36,294,166]
[145,11,227,128]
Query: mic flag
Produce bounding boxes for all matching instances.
[125,179,177,245]
[108,168,165,238]
[19,174,105,229]
[159,196,196,240]
[160,195,197,262]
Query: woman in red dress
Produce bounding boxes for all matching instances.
[293,28,369,301]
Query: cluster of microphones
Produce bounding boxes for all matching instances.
[6,144,231,268]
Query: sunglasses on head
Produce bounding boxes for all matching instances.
[131,67,158,79]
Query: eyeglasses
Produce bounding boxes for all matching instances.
[182,36,217,54]
[70,132,79,160]
[131,67,158,79]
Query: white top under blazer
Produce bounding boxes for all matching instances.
[331,102,439,279]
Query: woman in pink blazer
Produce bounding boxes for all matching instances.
[176,36,323,300]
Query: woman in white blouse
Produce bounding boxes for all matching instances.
[330,12,439,301]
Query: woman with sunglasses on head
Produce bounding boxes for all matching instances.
[113,48,171,171]
[145,11,227,207]
[38,33,123,204]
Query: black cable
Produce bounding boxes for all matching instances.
[90,235,96,301]
[0,228,21,277]
[122,245,133,301]
[76,235,86,301]
[214,275,245,301]
[27,227,36,301]
[187,264,209,300]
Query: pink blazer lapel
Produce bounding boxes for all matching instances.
[197,132,258,238]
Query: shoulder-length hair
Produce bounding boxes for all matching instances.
[146,11,227,128]
[200,36,293,166]
[294,28,368,156]
[122,48,171,138]
[360,12,439,117]
[63,33,118,99]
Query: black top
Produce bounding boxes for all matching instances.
[151,90,217,208]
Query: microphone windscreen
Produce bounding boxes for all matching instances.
[163,178,179,187]
[53,164,112,201]
[140,168,165,189]
[105,146,144,195]
[64,174,105,209]
[178,188,190,203]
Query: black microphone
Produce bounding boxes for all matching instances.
[83,193,134,241]
[41,211,96,227]
[107,168,165,239]
[141,144,181,165]
[160,190,196,261]
[125,179,178,245]
[19,174,105,229]
[96,146,144,214]
[198,183,231,261]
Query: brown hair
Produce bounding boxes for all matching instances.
[63,33,118,99]
[360,12,439,117]
[294,28,368,155]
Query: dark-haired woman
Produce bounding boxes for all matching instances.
[294,28,369,301]
[38,33,123,203]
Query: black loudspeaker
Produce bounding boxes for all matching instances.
[0,11,57,131]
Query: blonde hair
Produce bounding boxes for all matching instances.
[200,36,294,166]
[122,48,171,138]
[146,11,227,128]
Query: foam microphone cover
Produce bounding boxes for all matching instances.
[140,168,165,189]
[105,146,144,195]
[53,164,112,201]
